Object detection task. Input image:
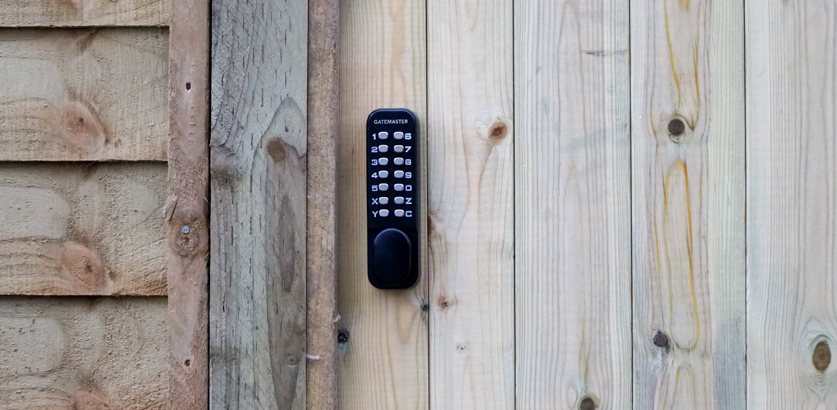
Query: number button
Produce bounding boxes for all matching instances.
[394,184,404,192]
[394,132,404,140]
[379,209,390,217]
[378,144,388,153]
[394,157,404,165]
[378,132,388,140]
[394,170,404,178]
[378,170,389,178]
[394,209,405,217]
[378,183,389,191]
[394,145,404,153]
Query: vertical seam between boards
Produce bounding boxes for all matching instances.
[742,0,748,407]
[627,0,635,407]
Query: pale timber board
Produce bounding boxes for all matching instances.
[0,297,167,409]
[0,0,169,27]
[746,0,837,407]
[631,0,746,408]
[0,28,168,161]
[0,163,167,296]
[336,0,428,409]
[209,0,307,408]
[427,0,515,408]
[514,0,632,408]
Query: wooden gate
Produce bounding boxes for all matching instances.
[212,0,837,409]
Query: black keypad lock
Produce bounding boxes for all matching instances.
[367,109,420,289]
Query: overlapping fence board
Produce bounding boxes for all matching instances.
[0,297,167,409]
[514,0,631,408]
[209,0,307,408]
[631,0,746,408]
[0,28,168,161]
[0,163,167,296]
[0,0,170,27]
[337,0,429,409]
[427,0,514,408]
[746,0,837,406]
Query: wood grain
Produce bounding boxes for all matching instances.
[747,0,837,407]
[427,0,514,408]
[0,163,167,296]
[0,0,169,27]
[0,297,167,409]
[337,0,428,409]
[168,0,210,407]
[514,0,632,408]
[210,0,307,408]
[631,0,746,408]
[306,0,337,408]
[0,28,168,161]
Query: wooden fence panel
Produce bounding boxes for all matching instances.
[631,0,746,408]
[746,0,837,407]
[209,0,307,408]
[0,163,167,296]
[337,0,429,409]
[0,28,168,162]
[514,0,632,408]
[0,0,169,27]
[427,0,515,408]
[0,297,167,409]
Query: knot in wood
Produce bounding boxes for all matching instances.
[667,117,688,144]
[267,139,287,162]
[813,340,831,373]
[579,396,596,410]
[488,122,508,143]
[652,331,669,348]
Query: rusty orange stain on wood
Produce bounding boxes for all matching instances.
[664,7,682,107]
[662,162,700,349]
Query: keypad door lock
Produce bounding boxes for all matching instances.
[367,109,420,289]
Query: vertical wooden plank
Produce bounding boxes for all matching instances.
[631,0,746,408]
[210,0,308,409]
[514,0,632,408]
[747,0,837,407]
[307,0,339,408]
[337,0,428,408]
[168,0,210,407]
[427,0,514,408]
